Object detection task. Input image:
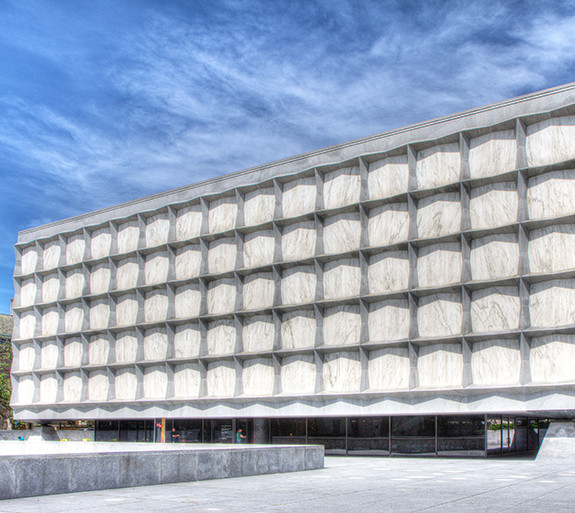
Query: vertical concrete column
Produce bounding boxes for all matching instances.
[459,132,470,181]
[359,157,369,202]
[57,269,66,301]
[198,359,208,397]
[33,305,42,337]
[135,327,145,362]
[56,303,66,335]
[82,227,91,261]
[106,367,116,401]
[253,418,270,444]
[235,189,245,228]
[273,178,283,219]
[272,265,282,307]
[165,321,175,359]
[272,221,283,263]
[109,221,119,256]
[233,356,243,396]
[359,204,369,249]
[13,245,23,276]
[314,305,324,347]
[165,362,175,399]
[234,313,243,353]
[108,294,117,329]
[167,205,177,243]
[314,213,325,255]
[359,249,369,296]
[314,350,324,394]
[234,273,244,311]
[135,364,144,400]
[314,259,324,301]
[272,310,282,351]
[359,298,369,343]
[462,338,472,387]
[57,234,67,267]
[408,342,419,389]
[198,319,208,357]
[106,328,116,364]
[314,168,324,211]
[515,118,528,169]
[80,368,89,402]
[166,284,176,320]
[235,231,245,270]
[359,346,369,391]
[166,246,176,282]
[200,197,210,236]
[272,354,282,394]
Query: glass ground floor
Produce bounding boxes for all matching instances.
[93,415,549,457]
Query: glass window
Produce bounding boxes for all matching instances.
[308,417,346,455]
[271,418,307,444]
[348,417,389,455]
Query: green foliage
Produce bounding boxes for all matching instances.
[0,336,12,413]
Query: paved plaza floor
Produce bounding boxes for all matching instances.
[2,455,575,512]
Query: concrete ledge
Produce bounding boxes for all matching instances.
[0,442,324,499]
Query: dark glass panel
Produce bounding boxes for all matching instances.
[391,416,435,437]
[308,417,346,454]
[95,420,119,442]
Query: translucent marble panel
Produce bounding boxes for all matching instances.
[416,143,460,189]
[40,374,58,403]
[90,264,111,294]
[323,166,361,209]
[530,335,575,383]
[174,283,201,318]
[40,339,59,369]
[243,272,275,310]
[280,355,316,394]
[174,363,201,398]
[17,342,35,371]
[63,372,82,402]
[174,324,201,358]
[323,351,361,393]
[416,193,461,239]
[323,259,361,300]
[145,213,169,247]
[323,213,361,254]
[471,287,520,333]
[368,348,410,391]
[368,154,409,200]
[42,307,59,336]
[528,170,575,220]
[175,204,202,241]
[21,245,38,275]
[469,130,517,179]
[115,331,138,363]
[418,293,462,338]
[43,239,61,270]
[281,176,316,218]
[208,238,237,274]
[19,278,36,307]
[89,335,109,365]
[66,233,85,265]
[115,369,137,401]
[145,251,169,285]
[281,310,316,349]
[89,299,109,330]
[143,366,168,399]
[116,257,139,290]
[417,243,462,288]
[526,116,575,167]
[470,234,519,281]
[368,203,409,247]
[208,196,237,234]
[116,220,140,254]
[281,221,316,261]
[207,319,236,355]
[207,361,236,397]
[64,337,83,367]
[88,371,109,402]
[144,289,168,323]
[529,225,575,274]
[529,280,575,328]
[418,344,463,388]
[91,227,112,259]
[18,312,36,339]
[243,315,275,353]
[472,339,520,386]
[243,231,275,268]
[65,304,84,333]
[368,251,410,294]
[65,269,85,299]
[368,299,410,342]
[323,305,361,346]
[244,187,275,226]
[144,328,168,360]
[242,357,274,396]
[116,294,138,326]
[175,246,201,280]
[42,273,60,303]
[207,278,236,314]
[470,182,518,230]
[16,377,35,404]
[281,266,316,304]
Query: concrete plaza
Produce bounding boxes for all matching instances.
[2,455,575,512]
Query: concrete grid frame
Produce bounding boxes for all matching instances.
[9,82,575,422]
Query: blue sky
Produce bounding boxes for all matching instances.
[1,0,575,314]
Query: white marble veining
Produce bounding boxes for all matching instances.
[472,339,520,386]
[323,305,361,346]
[323,259,361,300]
[528,169,575,220]
[144,290,168,323]
[145,213,169,247]
[144,328,168,360]
[281,221,316,261]
[244,188,275,226]
[416,143,460,189]
[91,227,112,259]
[40,339,59,369]
[207,278,236,314]
[470,181,518,230]
[281,311,316,349]
[42,273,60,303]
[368,154,409,200]
[116,221,139,254]
[207,320,236,355]
[242,358,274,396]
[470,234,519,281]
[63,372,82,402]
[175,204,202,241]
[116,258,139,290]
[208,238,237,274]
[143,366,167,399]
[243,315,275,352]
[281,176,316,218]
[42,240,61,270]
[66,234,85,265]
[18,312,36,339]
[21,246,38,275]
[175,246,202,280]
[174,325,201,358]
[90,264,111,294]
[40,374,58,403]
[17,342,35,371]
[280,355,315,394]
[281,266,316,305]
[115,331,138,363]
[88,371,109,402]
[417,243,462,288]
[206,361,236,397]
[243,231,275,268]
[529,280,575,327]
[208,197,237,234]
[42,307,59,336]
[368,251,409,294]
[469,130,517,179]
[323,166,361,209]
[416,193,461,239]
[417,344,463,388]
[368,299,410,342]
[116,294,138,326]
[89,300,110,330]
[323,213,361,254]
[323,351,361,393]
[65,270,85,299]
[368,203,409,247]
[145,252,169,285]
[89,336,109,365]
[64,338,83,367]
[15,377,35,404]
[530,335,575,383]
[19,279,36,307]
[243,273,275,310]
[115,369,137,401]
[471,286,520,333]
[529,225,575,274]
[174,284,201,318]
[526,116,575,167]
[174,363,201,398]
[64,304,84,333]
[368,348,410,390]
[417,293,462,338]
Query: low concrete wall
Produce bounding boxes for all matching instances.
[0,442,324,499]
[536,421,575,462]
